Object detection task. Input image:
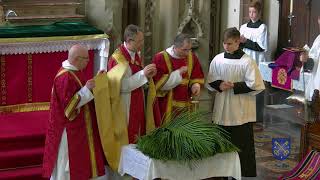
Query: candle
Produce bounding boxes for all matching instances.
[290,0,293,14]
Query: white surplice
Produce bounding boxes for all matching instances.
[240,22,268,64]
[206,53,265,126]
[120,42,148,124]
[305,35,320,101]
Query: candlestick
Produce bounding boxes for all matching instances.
[290,0,293,14]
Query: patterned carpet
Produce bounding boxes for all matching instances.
[253,122,300,179]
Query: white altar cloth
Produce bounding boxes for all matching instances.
[259,62,311,91]
[118,144,241,180]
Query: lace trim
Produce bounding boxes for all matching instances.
[0,38,109,55]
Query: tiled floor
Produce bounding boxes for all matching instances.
[243,95,304,180]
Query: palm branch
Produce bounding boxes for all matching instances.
[136,110,239,164]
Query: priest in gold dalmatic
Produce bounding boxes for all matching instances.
[93,24,159,175]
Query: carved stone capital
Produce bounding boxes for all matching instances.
[177,0,204,49]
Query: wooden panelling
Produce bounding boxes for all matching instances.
[278,0,320,49]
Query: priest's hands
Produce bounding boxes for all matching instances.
[219,81,234,91]
[300,51,308,63]
[191,83,201,96]
[179,66,188,76]
[144,64,157,78]
[85,79,95,90]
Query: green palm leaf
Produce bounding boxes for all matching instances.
[136,110,239,164]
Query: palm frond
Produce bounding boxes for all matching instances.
[136,110,239,164]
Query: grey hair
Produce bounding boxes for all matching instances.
[173,33,192,48]
[124,24,143,42]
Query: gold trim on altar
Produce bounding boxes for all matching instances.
[27,54,33,102]
[0,34,109,44]
[0,102,50,113]
[0,55,6,105]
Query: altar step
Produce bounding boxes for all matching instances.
[0,165,47,180]
[0,111,49,180]
[0,147,44,169]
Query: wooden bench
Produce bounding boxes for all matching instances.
[300,121,320,160]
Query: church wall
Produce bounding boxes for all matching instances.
[85,0,280,115]
[86,0,124,70]
[220,0,280,60]
[264,0,280,60]
[220,0,241,52]
[86,0,123,52]
[137,0,212,70]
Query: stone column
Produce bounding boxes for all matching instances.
[158,0,179,48]
[86,0,123,70]
[0,5,3,25]
[87,0,123,49]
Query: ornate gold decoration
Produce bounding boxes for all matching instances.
[177,0,204,49]
[0,102,49,113]
[277,68,287,85]
[143,0,155,64]
[0,55,6,105]
[27,54,32,102]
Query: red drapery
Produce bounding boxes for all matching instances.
[0,50,94,106]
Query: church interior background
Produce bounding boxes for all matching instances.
[0,0,319,179]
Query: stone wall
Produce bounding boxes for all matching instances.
[85,0,280,114]
[86,0,123,56]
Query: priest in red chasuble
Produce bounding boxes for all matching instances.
[152,33,204,123]
[43,45,106,180]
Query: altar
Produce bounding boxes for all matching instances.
[0,21,109,107]
[0,22,109,179]
[118,144,241,180]
[259,62,311,91]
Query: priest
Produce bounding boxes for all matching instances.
[42,45,106,180]
[151,33,204,123]
[300,16,320,101]
[96,25,158,175]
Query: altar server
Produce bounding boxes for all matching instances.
[206,27,265,177]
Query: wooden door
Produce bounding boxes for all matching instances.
[278,0,320,49]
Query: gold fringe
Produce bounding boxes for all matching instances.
[0,55,6,105]
[0,102,49,113]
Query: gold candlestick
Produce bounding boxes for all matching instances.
[189,97,199,112]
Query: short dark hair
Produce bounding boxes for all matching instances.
[124,24,142,42]
[249,0,262,13]
[223,27,240,41]
[173,33,192,48]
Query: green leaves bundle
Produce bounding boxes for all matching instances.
[136,110,239,163]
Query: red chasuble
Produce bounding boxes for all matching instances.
[152,51,204,123]
[107,44,146,143]
[43,69,105,180]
